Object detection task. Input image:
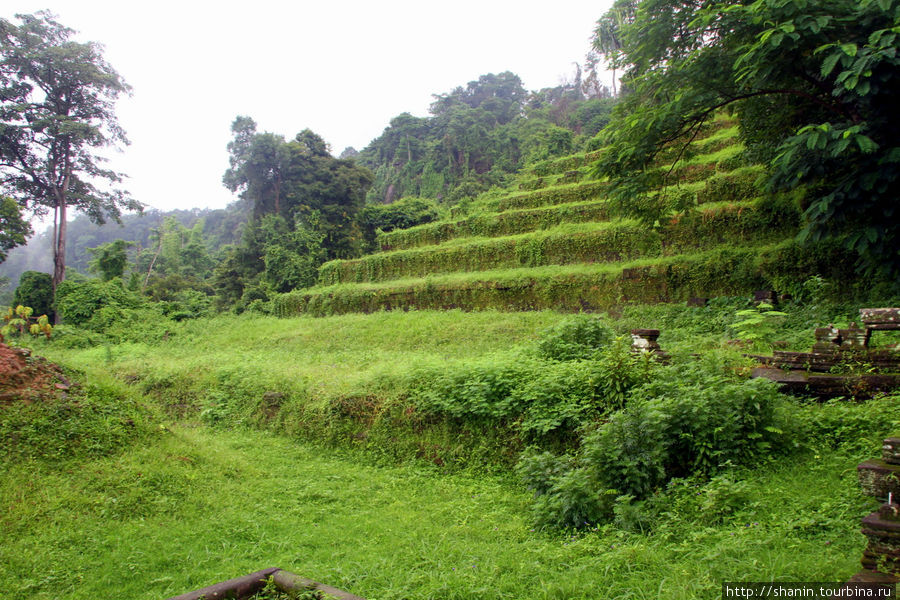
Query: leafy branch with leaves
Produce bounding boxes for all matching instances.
[590,0,900,282]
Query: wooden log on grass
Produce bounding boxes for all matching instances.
[165,567,366,600]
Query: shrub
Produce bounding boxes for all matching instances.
[411,355,538,422]
[0,378,150,461]
[160,289,214,321]
[13,271,53,319]
[411,338,652,441]
[55,278,143,327]
[1,305,52,342]
[360,197,441,236]
[518,360,789,528]
[536,315,614,361]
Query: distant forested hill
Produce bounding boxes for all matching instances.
[0,201,249,298]
[355,70,616,205]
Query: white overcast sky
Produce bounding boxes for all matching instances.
[9,1,613,214]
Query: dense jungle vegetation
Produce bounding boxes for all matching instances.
[2,1,899,599]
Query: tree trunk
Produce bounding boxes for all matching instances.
[52,199,67,323]
[143,235,162,292]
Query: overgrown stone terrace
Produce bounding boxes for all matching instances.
[750,307,900,399]
[275,117,852,317]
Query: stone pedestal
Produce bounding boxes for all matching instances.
[860,501,900,574]
[853,438,900,585]
[630,329,661,353]
[859,437,900,501]
[858,461,900,500]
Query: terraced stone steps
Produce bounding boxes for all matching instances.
[281,112,810,317]
[280,240,843,317]
[377,199,612,252]
[325,199,799,285]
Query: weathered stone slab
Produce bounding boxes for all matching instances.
[753,290,777,305]
[847,570,898,586]
[860,504,900,574]
[839,327,869,349]
[884,438,900,465]
[752,350,900,372]
[862,308,900,330]
[858,460,900,499]
[750,368,900,399]
[165,568,366,600]
[812,326,841,353]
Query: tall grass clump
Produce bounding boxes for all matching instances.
[0,376,151,462]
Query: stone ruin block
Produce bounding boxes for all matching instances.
[860,501,900,575]
[859,438,900,501]
[858,460,900,500]
[810,324,869,353]
[753,290,777,306]
[885,438,900,465]
[861,308,900,331]
[839,324,869,350]
[812,326,842,354]
[631,329,661,353]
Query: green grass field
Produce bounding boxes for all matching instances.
[0,424,879,600]
[2,304,897,599]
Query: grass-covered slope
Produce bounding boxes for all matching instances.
[285,117,842,317]
[4,302,897,599]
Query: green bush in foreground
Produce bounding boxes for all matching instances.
[518,360,790,528]
[12,271,54,320]
[55,278,143,327]
[410,331,652,441]
[536,314,614,361]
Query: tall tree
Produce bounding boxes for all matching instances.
[222,117,291,219]
[590,0,637,97]
[224,120,373,261]
[0,12,140,297]
[592,0,900,280]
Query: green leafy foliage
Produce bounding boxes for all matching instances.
[0,378,149,461]
[0,196,31,263]
[87,239,135,281]
[358,196,442,250]
[518,361,789,528]
[223,118,374,261]
[0,12,142,289]
[1,304,52,342]
[732,301,788,350]
[411,333,651,440]
[54,278,143,328]
[536,315,615,361]
[357,71,615,205]
[12,270,53,319]
[591,0,900,281]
